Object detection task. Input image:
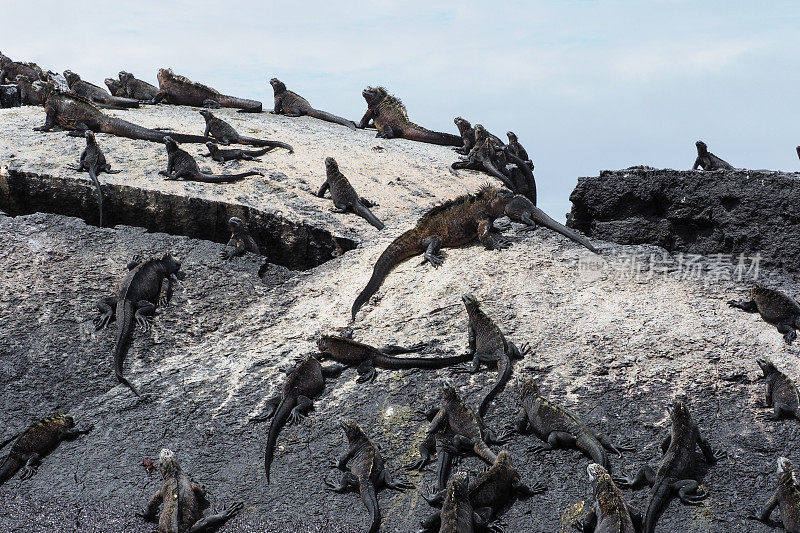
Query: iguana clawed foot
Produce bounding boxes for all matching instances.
[19,465,38,480]
[422,251,445,267]
[136,314,153,332]
[93,312,113,330]
[219,501,244,518]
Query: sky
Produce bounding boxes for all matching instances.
[4,1,800,219]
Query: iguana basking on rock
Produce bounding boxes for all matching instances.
[34,83,210,143]
[692,140,734,171]
[503,194,597,252]
[221,217,259,259]
[729,286,800,344]
[613,400,725,533]
[153,68,262,112]
[0,52,45,84]
[756,357,800,421]
[580,463,642,533]
[506,131,533,169]
[316,333,470,382]
[458,293,529,418]
[105,77,123,97]
[408,407,458,493]
[15,75,46,106]
[93,254,185,396]
[270,78,355,129]
[0,414,92,487]
[753,457,800,533]
[453,117,504,155]
[63,70,140,109]
[118,71,158,101]
[358,86,462,146]
[252,355,344,483]
[351,185,596,319]
[325,420,413,533]
[72,130,120,227]
[317,157,384,230]
[420,451,546,532]
[203,143,272,163]
[160,136,263,183]
[198,109,293,151]
[514,377,633,472]
[138,448,243,533]
[431,472,476,533]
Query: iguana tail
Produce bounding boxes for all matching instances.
[87,167,104,227]
[474,440,498,466]
[576,433,609,471]
[352,203,385,230]
[100,118,209,144]
[113,300,140,397]
[243,147,274,157]
[192,171,262,183]
[307,108,356,130]
[214,94,262,113]
[264,396,295,484]
[526,204,598,254]
[478,356,513,418]
[377,352,472,371]
[235,136,294,152]
[0,455,22,486]
[643,481,670,533]
[403,126,463,147]
[351,229,423,320]
[359,481,381,533]
[105,95,140,109]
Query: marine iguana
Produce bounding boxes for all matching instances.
[203,142,273,163]
[453,118,504,155]
[33,83,210,143]
[0,52,45,84]
[325,420,413,533]
[692,140,734,171]
[270,78,355,129]
[753,457,800,532]
[408,407,458,493]
[728,286,800,344]
[426,381,507,466]
[420,451,546,532]
[351,185,596,319]
[63,70,140,109]
[514,377,633,472]
[613,400,725,533]
[316,334,470,382]
[0,414,92,487]
[317,157,384,230]
[221,217,259,259]
[506,131,533,169]
[15,75,46,106]
[160,136,263,183]
[756,357,800,421]
[73,130,120,227]
[138,448,243,533]
[104,77,123,97]
[252,354,344,483]
[93,254,185,396]
[432,472,476,533]
[198,109,293,151]
[118,71,159,101]
[580,463,642,533]
[503,194,597,252]
[153,68,262,112]
[457,293,529,418]
[358,86,462,146]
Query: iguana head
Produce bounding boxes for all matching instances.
[778,457,798,484]
[454,117,472,135]
[484,186,513,217]
[269,78,286,92]
[461,293,481,315]
[62,69,80,87]
[205,142,219,153]
[162,136,178,151]
[84,130,97,145]
[362,86,388,107]
[157,448,180,477]
[159,253,185,280]
[587,463,614,494]
[118,71,134,83]
[35,80,57,102]
[440,379,459,403]
[227,216,246,233]
[695,140,708,154]
[517,376,540,399]
[669,400,691,425]
[448,471,470,496]
[757,357,777,377]
[340,419,367,444]
[316,335,336,356]
[507,131,518,142]
[473,124,489,144]
[157,68,174,84]
[324,157,339,174]
[198,109,215,121]
[104,78,121,95]
[0,52,8,64]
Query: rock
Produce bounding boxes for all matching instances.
[0,84,20,108]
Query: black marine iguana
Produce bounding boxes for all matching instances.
[457,293,529,418]
[153,68,262,112]
[408,407,458,493]
[358,86,462,146]
[270,78,355,129]
[318,157,384,230]
[420,451,546,532]
[580,463,642,533]
[752,457,800,532]
[104,77,123,97]
[117,71,159,101]
[93,254,185,396]
[756,357,800,421]
[221,217,259,259]
[33,83,210,143]
[351,185,596,319]
[316,334,470,382]
[63,69,140,109]
[198,109,293,151]
[430,472,477,533]
[252,354,344,483]
[506,131,533,169]
[613,400,725,533]
[692,140,734,171]
[203,142,273,163]
[0,414,92,487]
[503,194,597,252]
[453,117,503,156]
[325,420,413,533]
[0,52,45,84]
[73,130,120,227]
[138,448,243,533]
[514,377,632,472]
[729,286,800,344]
[160,136,263,183]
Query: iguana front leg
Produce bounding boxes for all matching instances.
[357,109,374,129]
[420,236,444,267]
[187,502,243,533]
[33,107,57,131]
[324,471,359,493]
[478,219,509,250]
[18,453,41,479]
[251,395,281,422]
[287,395,313,425]
[753,491,780,523]
[356,359,377,383]
[94,296,117,330]
[514,407,530,433]
[316,181,330,198]
[203,123,210,139]
[696,431,726,463]
[380,468,413,491]
[727,299,757,312]
[596,433,635,456]
[221,239,246,260]
[612,465,655,489]
[157,276,173,307]
[530,431,576,454]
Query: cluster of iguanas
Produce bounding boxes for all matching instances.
[4,51,800,533]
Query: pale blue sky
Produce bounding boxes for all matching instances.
[5,1,799,218]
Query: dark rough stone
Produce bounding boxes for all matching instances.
[567,168,800,272]
[0,85,20,108]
